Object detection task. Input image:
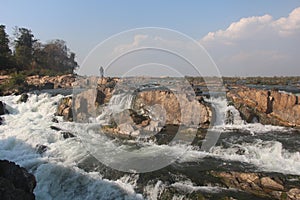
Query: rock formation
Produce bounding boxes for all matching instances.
[212,171,300,200]
[26,74,75,89]
[56,96,73,121]
[227,86,300,127]
[0,160,36,200]
[133,90,212,127]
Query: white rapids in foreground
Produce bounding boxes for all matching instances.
[0,94,299,199]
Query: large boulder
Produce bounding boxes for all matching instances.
[132,90,212,127]
[227,86,300,127]
[0,160,36,200]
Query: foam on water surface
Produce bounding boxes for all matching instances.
[0,93,300,199]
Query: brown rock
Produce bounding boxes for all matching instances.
[227,86,300,127]
[260,177,284,191]
[287,188,300,200]
[56,96,73,121]
[133,90,211,127]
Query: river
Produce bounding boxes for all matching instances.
[0,90,299,199]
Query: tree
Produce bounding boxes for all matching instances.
[14,27,36,71]
[39,39,78,74]
[0,25,12,70]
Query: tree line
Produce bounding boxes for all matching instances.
[0,25,78,76]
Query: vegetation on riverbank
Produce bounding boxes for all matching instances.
[0,24,78,76]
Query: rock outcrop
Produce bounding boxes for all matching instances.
[212,171,300,200]
[56,96,73,121]
[227,86,300,127]
[26,74,75,89]
[61,77,117,122]
[133,90,212,127]
[0,160,36,200]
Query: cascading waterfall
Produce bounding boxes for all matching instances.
[96,93,134,123]
[206,97,244,126]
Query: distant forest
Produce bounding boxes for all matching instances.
[0,25,78,76]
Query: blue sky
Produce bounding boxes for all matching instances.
[1,0,300,76]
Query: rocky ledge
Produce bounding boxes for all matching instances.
[1,74,76,95]
[57,85,212,138]
[227,86,300,127]
[26,74,75,89]
[0,160,36,200]
[212,171,300,200]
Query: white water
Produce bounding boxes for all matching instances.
[0,94,300,199]
[206,97,244,126]
[95,93,134,123]
[0,94,142,200]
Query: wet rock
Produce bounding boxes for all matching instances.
[0,101,8,115]
[51,117,59,123]
[17,93,29,103]
[227,86,300,127]
[0,160,36,200]
[50,125,75,139]
[50,125,62,131]
[118,123,134,135]
[260,177,284,191]
[225,110,234,125]
[212,171,300,200]
[56,96,73,121]
[36,144,48,154]
[61,131,75,139]
[41,82,54,89]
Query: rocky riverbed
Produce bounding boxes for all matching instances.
[1,75,300,199]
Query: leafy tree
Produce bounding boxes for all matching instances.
[38,39,78,74]
[14,27,36,71]
[0,26,79,75]
[0,25,12,70]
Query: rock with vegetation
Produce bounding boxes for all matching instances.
[0,160,36,200]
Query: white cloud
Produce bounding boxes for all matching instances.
[113,34,148,53]
[200,7,300,76]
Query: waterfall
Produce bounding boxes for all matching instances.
[206,97,244,126]
[96,93,134,123]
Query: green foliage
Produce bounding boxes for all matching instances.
[0,72,28,95]
[9,73,27,86]
[0,25,12,70]
[0,24,79,75]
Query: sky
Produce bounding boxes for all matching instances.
[1,0,300,76]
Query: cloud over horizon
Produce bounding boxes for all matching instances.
[200,7,300,76]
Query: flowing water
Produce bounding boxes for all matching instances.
[0,92,300,199]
